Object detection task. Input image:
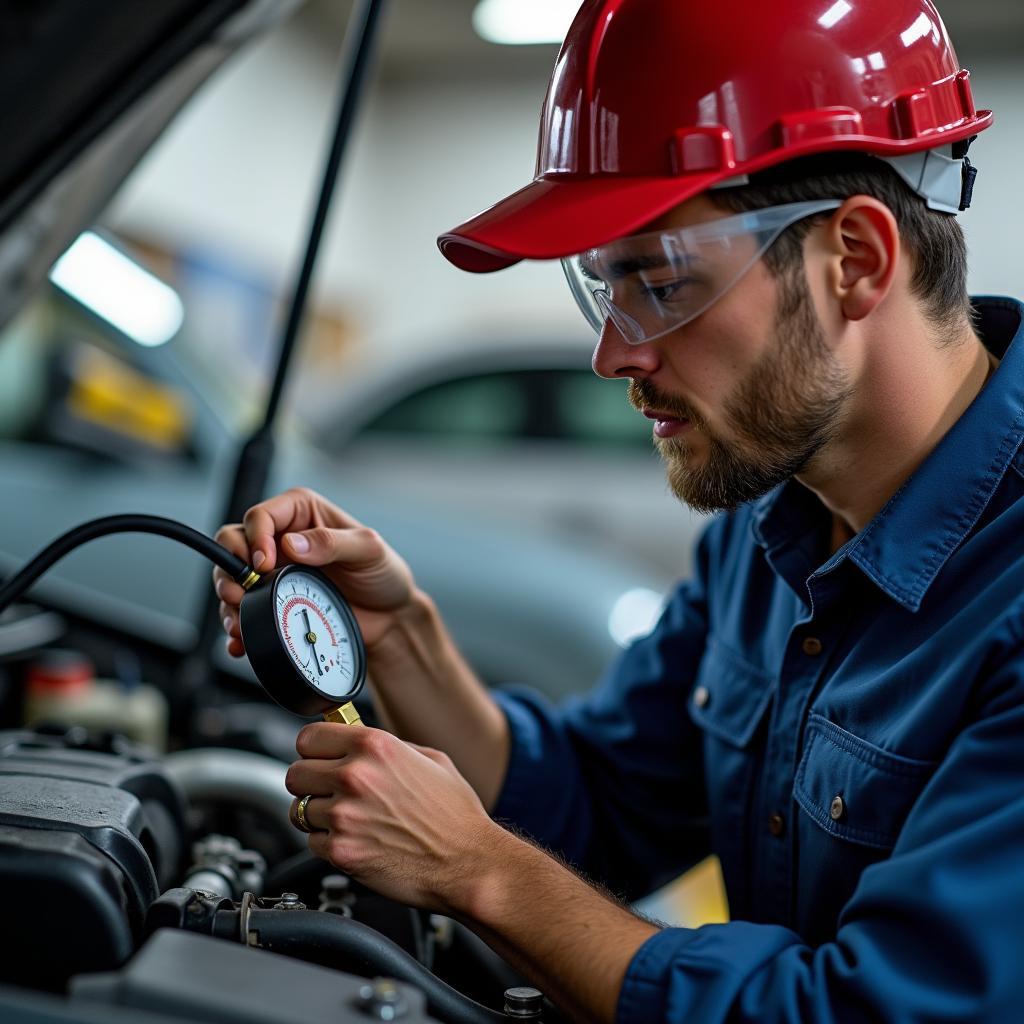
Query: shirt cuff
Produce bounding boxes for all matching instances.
[616,927,697,1024]
[617,921,806,1023]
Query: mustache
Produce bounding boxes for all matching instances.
[627,379,705,428]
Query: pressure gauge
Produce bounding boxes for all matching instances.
[239,564,366,723]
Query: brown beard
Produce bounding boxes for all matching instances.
[629,268,852,515]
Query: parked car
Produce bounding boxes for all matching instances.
[0,294,671,700]
[307,339,709,588]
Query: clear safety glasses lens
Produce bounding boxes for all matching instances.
[561,199,843,345]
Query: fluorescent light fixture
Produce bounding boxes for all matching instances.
[49,232,184,348]
[472,0,582,45]
[608,588,665,648]
[818,1,853,30]
[900,12,937,47]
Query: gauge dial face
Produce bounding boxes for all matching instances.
[274,569,360,699]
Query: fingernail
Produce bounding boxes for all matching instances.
[252,550,266,570]
[215,579,224,599]
[286,533,310,553]
[223,616,233,634]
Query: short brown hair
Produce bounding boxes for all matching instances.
[709,153,972,337]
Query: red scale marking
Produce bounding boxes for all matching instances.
[280,596,339,645]
[280,596,345,687]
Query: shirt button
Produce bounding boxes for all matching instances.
[692,685,711,709]
[767,813,786,837]
[802,637,823,656]
[830,795,845,821]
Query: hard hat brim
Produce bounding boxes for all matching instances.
[438,107,994,275]
[437,172,720,273]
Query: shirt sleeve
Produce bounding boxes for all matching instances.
[490,527,716,900]
[617,652,1024,1023]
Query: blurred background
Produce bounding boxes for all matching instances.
[4,0,1020,582]
[0,0,1020,929]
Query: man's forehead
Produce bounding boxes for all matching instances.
[579,194,728,278]
[634,191,730,236]
[580,247,675,280]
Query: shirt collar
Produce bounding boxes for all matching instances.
[751,296,1024,612]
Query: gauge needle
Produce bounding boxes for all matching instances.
[302,609,323,677]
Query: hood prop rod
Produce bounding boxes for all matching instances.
[185,0,386,699]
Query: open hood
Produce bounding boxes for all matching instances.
[0,0,303,333]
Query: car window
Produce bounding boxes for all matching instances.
[360,372,530,441]
[555,371,651,448]
[358,368,650,448]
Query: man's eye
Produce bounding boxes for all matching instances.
[643,279,692,303]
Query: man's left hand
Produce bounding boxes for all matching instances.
[285,723,498,912]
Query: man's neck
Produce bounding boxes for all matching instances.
[800,314,995,545]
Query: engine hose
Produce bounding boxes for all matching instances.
[0,514,257,614]
[238,906,510,1024]
[164,748,305,853]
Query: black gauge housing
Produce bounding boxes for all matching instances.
[239,564,366,717]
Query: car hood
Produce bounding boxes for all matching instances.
[0,0,302,335]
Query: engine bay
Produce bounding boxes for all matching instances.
[0,609,553,1024]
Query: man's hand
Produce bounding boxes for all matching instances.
[211,486,510,815]
[212,487,418,659]
[286,722,658,1024]
[285,723,498,912]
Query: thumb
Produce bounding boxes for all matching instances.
[281,528,327,562]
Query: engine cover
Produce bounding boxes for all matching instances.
[0,729,186,989]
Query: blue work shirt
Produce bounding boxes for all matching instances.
[492,296,1024,1022]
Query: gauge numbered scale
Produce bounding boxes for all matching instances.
[240,564,366,724]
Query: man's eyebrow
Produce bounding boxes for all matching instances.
[579,251,700,280]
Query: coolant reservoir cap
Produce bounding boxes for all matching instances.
[26,649,95,692]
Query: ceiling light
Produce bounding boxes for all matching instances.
[818,1,853,30]
[49,232,184,348]
[472,0,582,46]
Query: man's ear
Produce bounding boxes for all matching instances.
[821,196,900,322]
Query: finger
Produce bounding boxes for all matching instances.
[307,829,332,861]
[241,489,363,573]
[296,721,367,760]
[214,574,246,609]
[219,603,240,638]
[285,758,342,797]
[214,522,250,557]
[226,636,246,658]
[280,525,388,573]
[212,525,251,599]
[289,794,330,834]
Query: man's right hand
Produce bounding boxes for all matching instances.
[212,487,418,659]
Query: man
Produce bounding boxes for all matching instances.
[213,1,1024,1019]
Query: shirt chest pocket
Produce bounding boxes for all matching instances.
[794,713,938,850]
[687,637,776,747]
[792,714,939,942]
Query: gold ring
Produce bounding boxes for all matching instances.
[295,793,315,834]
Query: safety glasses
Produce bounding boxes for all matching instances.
[561,199,842,345]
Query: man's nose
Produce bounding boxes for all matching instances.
[592,319,661,379]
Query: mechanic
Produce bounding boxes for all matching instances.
[213,1,1024,1020]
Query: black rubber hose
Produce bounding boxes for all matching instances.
[240,907,509,1024]
[0,514,255,614]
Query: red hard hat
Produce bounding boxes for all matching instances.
[438,0,993,273]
